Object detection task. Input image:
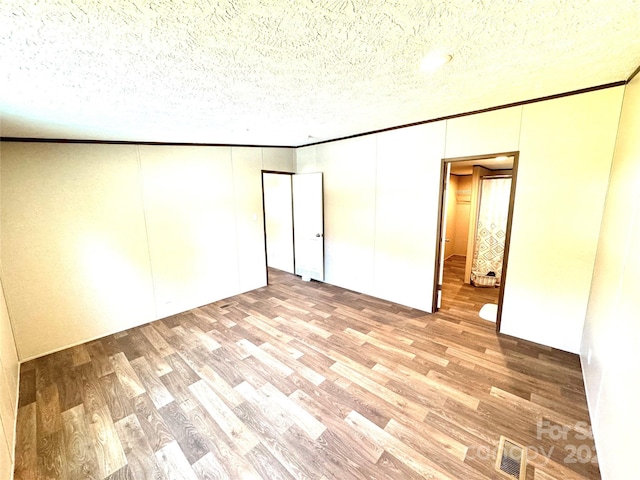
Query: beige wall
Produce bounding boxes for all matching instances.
[2,143,156,360]
[263,147,295,173]
[0,275,19,480]
[139,145,242,319]
[297,86,624,353]
[373,124,445,310]
[444,106,522,158]
[0,143,294,360]
[582,75,640,479]
[0,88,623,363]
[297,122,445,311]
[452,175,471,257]
[500,88,623,353]
[443,174,472,259]
[444,175,458,259]
[0,147,20,479]
[316,135,378,295]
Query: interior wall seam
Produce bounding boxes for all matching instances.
[135,145,158,320]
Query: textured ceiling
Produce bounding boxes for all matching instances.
[1,0,639,146]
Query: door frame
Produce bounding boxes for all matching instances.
[261,170,295,283]
[431,151,520,331]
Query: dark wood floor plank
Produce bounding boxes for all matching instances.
[142,345,173,378]
[62,404,101,480]
[17,368,36,408]
[80,363,109,415]
[160,370,200,412]
[158,401,210,465]
[87,405,128,478]
[111,352,146,399]
[71,343,92,366]
[87,340,116,378]
[13,403,37,480]
[139,324,176,357]
[99,373,133,423]
[36,382,62,437]
[186,405,262,479]
[130,356,174,409]
[58,365,84,412]
[37,430,69,479]
[131,393,175,453]
[114,413,166,480]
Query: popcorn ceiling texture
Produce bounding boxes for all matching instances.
[1,0,639,145]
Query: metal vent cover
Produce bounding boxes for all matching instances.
[218,302,237,309]
[495,436,527,479]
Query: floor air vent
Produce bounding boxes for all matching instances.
[218,302,237,309]
[495,436,527,479]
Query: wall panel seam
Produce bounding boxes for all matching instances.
[231,148,243,292]
[135,146,158,319]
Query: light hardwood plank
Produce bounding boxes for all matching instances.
[189,380,260,455]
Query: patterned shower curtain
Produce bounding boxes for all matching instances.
[471,177,512,286]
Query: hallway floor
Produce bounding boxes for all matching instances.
[441,255,500,321]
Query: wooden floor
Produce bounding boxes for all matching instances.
[14,268,599,479]
[441,255,500,319]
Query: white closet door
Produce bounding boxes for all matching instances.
[293,173,324,281]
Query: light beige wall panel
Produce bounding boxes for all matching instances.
[374,122,446,312]
[316,136,377,295]
[294,146,318,173]
[262,147,295,172]
[444,106,522,158]
[232,147,267,292]
[0,277,18,417]
[0,416,12,480]
[453,203,471,256]
[0,277,18,464]
[501,86,624,353]
[139,145,240,319]
[453,175,472,256]
[444,175,458,259]
[582,77,640,480]
[593,210,640,480]
[1,142,156,360]
[0,358,15,478]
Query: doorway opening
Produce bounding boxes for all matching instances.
[262,171,295,284]
[261,171,325,285]
[432,152,519,331]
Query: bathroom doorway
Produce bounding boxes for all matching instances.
[432,152,519,330]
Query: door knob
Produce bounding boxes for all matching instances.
[315,233,323,237]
